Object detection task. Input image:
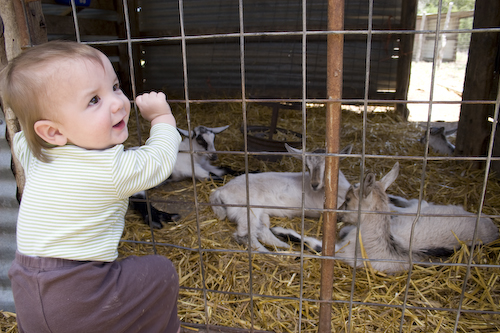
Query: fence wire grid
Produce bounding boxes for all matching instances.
[9,0,500,332]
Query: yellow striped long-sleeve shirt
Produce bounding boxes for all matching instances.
[13,123,182,262]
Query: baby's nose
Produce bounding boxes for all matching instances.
[111,95,125,113]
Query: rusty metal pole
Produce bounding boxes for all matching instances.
[318,0,344,331]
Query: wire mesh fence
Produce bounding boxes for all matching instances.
[3,0,500,332]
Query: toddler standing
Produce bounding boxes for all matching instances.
[1,40,182,333]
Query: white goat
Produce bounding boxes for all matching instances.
[127,125,229,226]
[420,126,457,155]
[210,144,352,252]
[273,193,432,252]
[170,125,230,181]
[336,162,498,273]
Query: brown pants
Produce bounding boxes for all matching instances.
[9,252,180,333]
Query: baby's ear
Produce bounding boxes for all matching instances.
[34,120,68,146]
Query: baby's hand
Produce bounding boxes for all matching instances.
[135,92,172,122]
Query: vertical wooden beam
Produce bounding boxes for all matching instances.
[0,0,24,58]
[318,0,343,331]
[0,12,22,189]
[456,0,500,172]
[0,0,47,197]
[394,0,417,120]
[24,0,46,45]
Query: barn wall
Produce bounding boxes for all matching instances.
[40,0,407,101]
[137,0,403,100]
[0,109,18,313]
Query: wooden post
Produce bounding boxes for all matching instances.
[0,0,47,197]
[455,0,500,172]
[318,0,343,331]
[394,0,417,120]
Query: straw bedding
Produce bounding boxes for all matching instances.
[2,103,499,332]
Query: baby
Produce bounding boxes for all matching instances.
[1,40,182,332]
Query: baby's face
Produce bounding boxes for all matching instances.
[49,53,131,150]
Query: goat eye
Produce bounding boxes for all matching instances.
[195,136,204,144]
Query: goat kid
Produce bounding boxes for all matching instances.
[210,144,352,252]
[127,125,230,226]
[170,125,231,181]
[419,126,457,155]
[273,191,432,252]
[336,162,498,273]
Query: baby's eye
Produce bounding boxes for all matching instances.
[89,95,100,106]
[113,83,120,91]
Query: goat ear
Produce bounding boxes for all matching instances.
[177,128,191,137]
[285,143,303,159]
[445,128,457,136]
[430,127,445,135]
[207,125,229,134]
[380,162,399,191]
[362,173,376,198]
[339,144,353,157]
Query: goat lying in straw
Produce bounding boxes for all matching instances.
[170,125,232,181]
[335,162,498,273]
[128,125,231,227]
[210,144,352,252]
[419,126,457,155]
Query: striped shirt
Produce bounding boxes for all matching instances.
[13,123,181,262]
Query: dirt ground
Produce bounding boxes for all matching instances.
[407,51,468,123]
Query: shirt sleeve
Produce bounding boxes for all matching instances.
[13,131,35,172]
[110,123,182,199]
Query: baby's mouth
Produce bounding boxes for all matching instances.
[113,120,125,129]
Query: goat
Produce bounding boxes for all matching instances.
[210,144,352,252]
[271,184,427,252]
[336,162,498,273]
[127,125,230,227]
[169,125,231,181]
[129,191,180,229]
[419,126,457,155]
[273,194,432,252]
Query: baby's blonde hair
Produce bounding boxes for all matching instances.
[0,40,104,162]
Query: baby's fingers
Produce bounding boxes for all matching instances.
[136,91,166,107]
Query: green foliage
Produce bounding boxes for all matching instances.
[418,0,475,51]
[418,0,475,14]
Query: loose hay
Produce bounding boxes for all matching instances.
[0,312,16,333]
[2,105,498,332]
[119,104,500,332]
